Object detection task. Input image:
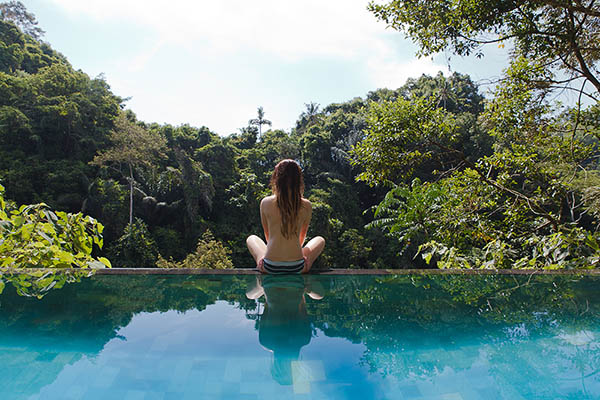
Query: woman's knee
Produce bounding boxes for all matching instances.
[313,236,325,248]
[246,235,259,247]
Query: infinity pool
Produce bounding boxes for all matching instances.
[1,273,599,399]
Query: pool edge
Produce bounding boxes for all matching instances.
[2,268,600,275]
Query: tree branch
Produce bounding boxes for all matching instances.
[566,8,600,92]
[536,0,600,18]
[425,138,560,231]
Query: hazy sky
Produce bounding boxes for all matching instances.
[26,0,510,136]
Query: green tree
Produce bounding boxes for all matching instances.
[368,0,600,97]
[249,106,272,137]
[0,1,44,40]
[351,68,600,268]
[107,218,158,268]
[296,102,321,134]
[91,113,167,225]
[399,72,485,115]
[0,22,121,212]
[351,96,459,187]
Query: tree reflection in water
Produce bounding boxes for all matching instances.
[0,273,599,398]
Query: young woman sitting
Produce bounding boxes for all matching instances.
[246,159,325,274]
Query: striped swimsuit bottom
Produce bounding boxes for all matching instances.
[263,258,305,274]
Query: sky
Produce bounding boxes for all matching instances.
[25,0,510,136]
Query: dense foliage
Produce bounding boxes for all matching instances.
[0,4,403,269]
[1,2,599,269]
[353,0,600,268]
[0,183,109,270]
[0,180,108,298]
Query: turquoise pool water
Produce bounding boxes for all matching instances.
[1,273,599,399]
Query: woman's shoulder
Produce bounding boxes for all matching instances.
[260,195,276,207]
[301,198,312,209]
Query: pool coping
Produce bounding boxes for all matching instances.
[1,268,600,275]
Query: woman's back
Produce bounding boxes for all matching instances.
[261,195,311,261]
[246,159,324,273]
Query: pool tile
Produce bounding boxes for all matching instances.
[202,378,225,394]
[143,392,165,400]
[185,369,207,388]
[474,386,502,400]
[167,358,194,387]
[222,382,242,394]
[240,380,290,397]
[56,351,80,364]
[439,393,464,400]
[85,388,129,400]
[123,390,146,400]
[400,384,422,398]
[35,351,58,362]
[224,358,244,381]
[293,379,311,394]
[92,366,120,388]
[289,360,326,395]
[64,385,87,399]
[495,378,526,400]
[292,360,326,382]
[15,366,40,383]
[240,360,272,382]
[192,359,226,379]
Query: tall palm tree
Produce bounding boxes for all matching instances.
[304,102,320,120]
[296,102,321,134]
[249,106,272,138]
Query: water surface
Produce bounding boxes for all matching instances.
[1,273,599,399]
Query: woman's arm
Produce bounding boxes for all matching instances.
[260,198,269,242]
[298,201,312,246]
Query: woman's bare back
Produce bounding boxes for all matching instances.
[261,195,312,261]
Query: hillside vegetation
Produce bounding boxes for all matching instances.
[1,1,599,269]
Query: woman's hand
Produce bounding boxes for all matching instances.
[257,257,266,273]
[302,255,312,274]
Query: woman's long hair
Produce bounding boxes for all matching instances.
[270,159,304,238]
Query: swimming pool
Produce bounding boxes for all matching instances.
[1,272,599,399]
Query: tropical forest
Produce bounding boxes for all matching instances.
[1,0,600,271]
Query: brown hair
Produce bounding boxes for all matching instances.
[270,159,304,238]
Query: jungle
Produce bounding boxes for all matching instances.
[1,0,600,270]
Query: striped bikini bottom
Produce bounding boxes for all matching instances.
[263,258,305,274]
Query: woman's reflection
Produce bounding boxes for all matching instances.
[246,275,324,385]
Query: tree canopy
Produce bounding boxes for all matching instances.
[0,1,44,40]
[368,0,600,98]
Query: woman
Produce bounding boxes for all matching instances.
[246,159,325,274]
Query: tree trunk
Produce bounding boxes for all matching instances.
[129,163,133,225]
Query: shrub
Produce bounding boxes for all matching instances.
[107,218,157,268]
[156,230,233,269]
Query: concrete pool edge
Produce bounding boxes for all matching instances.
[2,268,600,275]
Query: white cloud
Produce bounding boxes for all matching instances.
[46,0,448,134]
[49,0,386,60]
[127,39,166,72]
[367,57,446,90]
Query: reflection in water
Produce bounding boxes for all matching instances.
[0,269,93,298]
[1,274,600,398]
[246,275,324,385]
